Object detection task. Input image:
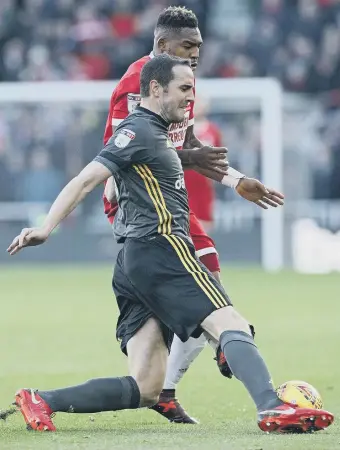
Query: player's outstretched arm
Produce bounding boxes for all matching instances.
[7,161,112,255]
[181,125,228,174]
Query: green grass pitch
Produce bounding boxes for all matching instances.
[0,266,339,449]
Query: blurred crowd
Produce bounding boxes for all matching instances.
[0,0,340,204]
[0,0,208,82]
[1,0,340,92]
[208,0,340,93]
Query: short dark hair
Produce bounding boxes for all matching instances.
[156,6,198,31]
[140,54,191,98]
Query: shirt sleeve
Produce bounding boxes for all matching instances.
[111,72,141,126]
[94,119,152,175]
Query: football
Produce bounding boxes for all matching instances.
[276,380,323,409]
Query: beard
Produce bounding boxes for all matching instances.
[159,100,185,124]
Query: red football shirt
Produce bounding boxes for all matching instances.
[103,53,194,223]
[184,120,222,222]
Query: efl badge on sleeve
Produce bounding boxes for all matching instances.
[114,128,136,148]
[127,93,141,113]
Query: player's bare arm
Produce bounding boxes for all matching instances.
[104,125,119,203]
[184,125,284,209]
[7,161,111,255]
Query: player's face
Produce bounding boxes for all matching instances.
[160,65,195,123]
[163,28,203,72]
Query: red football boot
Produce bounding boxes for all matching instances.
[14,389,56,431]
[258,403,334,433]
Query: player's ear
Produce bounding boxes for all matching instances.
[150,80,161,98]
[157,37,168,53]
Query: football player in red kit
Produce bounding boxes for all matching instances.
[184,97,222,233]
[102,6,284,424]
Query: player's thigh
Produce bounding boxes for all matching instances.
[201,306,251,341]
[113,247,173,357]
[127,317,168,407]
[124,235,232,342]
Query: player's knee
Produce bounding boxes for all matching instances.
[201,306,251,341]
[224,307,250,332]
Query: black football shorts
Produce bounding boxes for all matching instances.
[113,234,232,355]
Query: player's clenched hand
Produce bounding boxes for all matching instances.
[7,227,49,255]
[236,178,284,209]
[192,146,228,174]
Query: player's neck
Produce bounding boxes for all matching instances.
[140,99,168,124]
[151,46,161,57]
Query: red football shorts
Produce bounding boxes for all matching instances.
[189,210,220,272]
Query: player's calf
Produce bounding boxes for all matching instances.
[202,306,282,413]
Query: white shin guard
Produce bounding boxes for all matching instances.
[163,334,207,390]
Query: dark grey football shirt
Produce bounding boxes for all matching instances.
[94,106,189,243]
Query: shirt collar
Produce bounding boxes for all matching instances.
[135,106,169,128]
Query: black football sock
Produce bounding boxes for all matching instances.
[220,331,282,411]
[160,389,175,399]
[38,376,140,413]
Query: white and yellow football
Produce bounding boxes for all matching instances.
[276,380,323,409]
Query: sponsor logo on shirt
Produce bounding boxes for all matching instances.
[127,93,141,113]
[168,109,190,149]
[114,128,136,148]
[175,175,186,190]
